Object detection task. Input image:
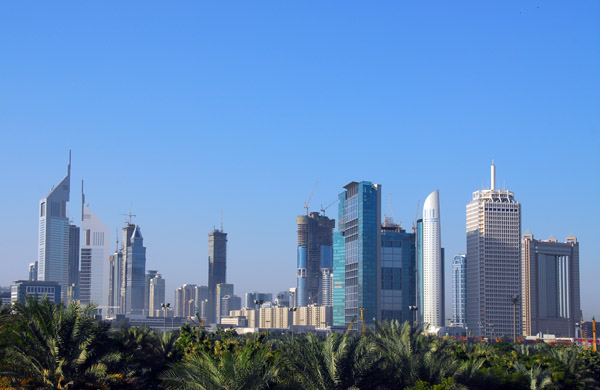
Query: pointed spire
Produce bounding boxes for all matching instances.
[490,160,496,190]
[81,180,85,221]
[68,150,72,175]
[221,210,224,232]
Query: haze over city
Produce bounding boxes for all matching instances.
[1,1,598,321]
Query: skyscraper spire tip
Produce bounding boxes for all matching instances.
[490,160,496,190]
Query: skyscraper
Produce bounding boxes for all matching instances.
[380,218,417,323]
[38,152,72,302]
[68,224,80,302]
[452,254,467,328]
[28,262,38,281]
[296,212,335,307]
[334,181,381,328]
[422,190,444,330]
[216,282,234,323]
[522,233,580,338]
[108,244,123,316]
[148,273,165,317]
[145,270,158,315]
[208,228,227,324]
[466,162,521,338]
[332,232,345,326]
[124,224,146,315]
[80,189,110,312]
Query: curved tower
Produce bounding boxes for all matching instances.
[422,190,443,329]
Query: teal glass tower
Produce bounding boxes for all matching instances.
[334,181,381,328]
[332,232,345,326]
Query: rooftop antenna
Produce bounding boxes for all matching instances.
[387,193,398,225]
[121,203,136,225]
[304,181,318,215]
[68,150,71,175]
[220,210,224,232]
[81,180,85,222]
[115,227,119,251]
[491,160,496,190]
[412,200,420,233]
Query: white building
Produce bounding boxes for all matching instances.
[466,162,521,338]
[422,190,443,330]
[80,192,110,315]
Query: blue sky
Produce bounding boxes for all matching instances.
[1,2,598,320]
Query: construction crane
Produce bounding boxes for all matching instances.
[360,308,366,336]
[345,315,357,336]
[387,194,398,224]
[309,290,322,306]
[304,181,318,215]
[320,199,337,216]
[412,200,420,233]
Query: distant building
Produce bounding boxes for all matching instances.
[380,218,416,323]
[296,212,335,307]
[38,152,72,302]
[28,262,38,281]
[68,223,80,303]
[145,270,159,314]
[221,295,241,318]
[174,284,197,318]
[275,290,292,307]
[80,195,110,313]
[522,233,580,338]
[245,292,273,309]
[452,255,467,328]
[216,283,234,323]
[148,273,165,317]
[332,232,345,326]
[293,305,332,329]
[0,286,11,306]
[333,181,381,328]
[107,247,123,316]
[466,162,521,338]
[11,280,61,304]
[259,305,291,329]
[124,224,146,315]
[230,308,258,327]
[195,285,209,320]
[208,228,227,324]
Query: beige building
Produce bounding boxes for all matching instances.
[229,308,258,328]
[293,305,332,329]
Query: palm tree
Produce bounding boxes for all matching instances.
[1,296,117,389]
[161,333,279,390]
[279,331,381,390]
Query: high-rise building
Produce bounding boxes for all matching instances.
[422,190,444,330]
[208,228,227,324]
[80,193,110,313]
[332,232,345,326]
[38,152,72,302]
[67,224,80,303]
[296,212,335,307]
[452,254,467,328]
[221,295,242,317]
[416,219,424,323]
[108,245,123,317]
[11,280,61,304]
[333,181,381,328]
[145,270,159,314]
[148,273,165,317]
[522,233,580,338]
[466,162,521,338]
[174,284,197,318]
[194,285,209,320]
[28,262,38,281]
[380,218,417,323]
[124,224,146,315]
[216,283,234,323]
[245,292,273,309]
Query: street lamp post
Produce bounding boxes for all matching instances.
[289,307,297,339]
[161,303,171,333]
[408,305,418,327]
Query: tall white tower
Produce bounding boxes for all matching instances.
[466,162,521,338]
[80,182,110,314]
[422,190,443,330]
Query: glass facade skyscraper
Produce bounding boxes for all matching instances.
[125,224,146,315]
[332,232,345,326]
[208,229,227,324]
[334,181,381,328]
[452,254,467,327]
[380,219,416,322]
[38,153,72,302]
[422,190,444,329]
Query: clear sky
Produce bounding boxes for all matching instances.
[1,2,598,320]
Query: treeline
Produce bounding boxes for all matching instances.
[1,298,599,389]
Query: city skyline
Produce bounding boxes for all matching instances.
[1,2,598,320]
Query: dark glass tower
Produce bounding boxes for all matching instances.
[125,224,146,315]
[208,229,227,324]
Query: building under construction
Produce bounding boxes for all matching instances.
[296,212,335,307]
